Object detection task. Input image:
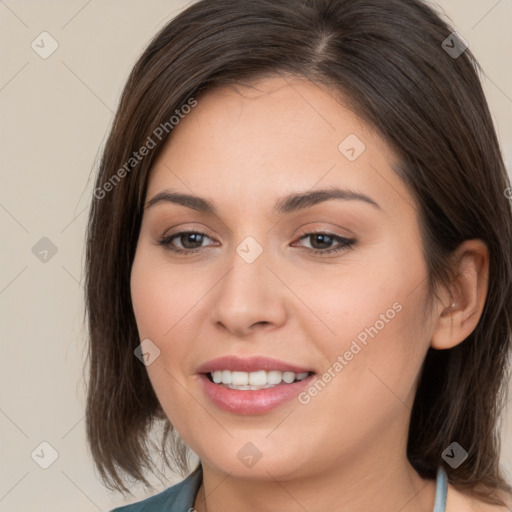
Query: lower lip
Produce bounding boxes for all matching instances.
[198,373,316,415]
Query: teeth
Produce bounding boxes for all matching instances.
[267,370,282,385]
[283,371,295,383]
[249,370,266,386]
[232,371,248,386]
[210,370,310,388]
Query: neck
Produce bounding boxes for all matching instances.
[193,450,436,512]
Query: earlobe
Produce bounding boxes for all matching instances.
[430,239,489,350]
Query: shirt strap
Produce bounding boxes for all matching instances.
[433,466,448,512]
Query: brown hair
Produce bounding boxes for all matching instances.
[85,0,512,506]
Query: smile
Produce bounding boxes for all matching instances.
[208,369,311,390]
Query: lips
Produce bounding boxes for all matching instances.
[196,355,316,414]
[196,355,314,374]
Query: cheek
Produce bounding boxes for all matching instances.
[290,230,418,329]
[306,250,430,407]
[326,289,429,413]
[130,245,211,379]
[297,298,428,453]
[130,249,199,423]
[130,246,198,341]
[130,248,194,396]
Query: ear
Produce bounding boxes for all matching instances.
[430,239,489,350]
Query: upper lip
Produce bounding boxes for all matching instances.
[196,355,314,374]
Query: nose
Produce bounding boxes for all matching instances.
[208,244,288,338]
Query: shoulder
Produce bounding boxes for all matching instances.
[109,464,203,512]
[446,483,512,512]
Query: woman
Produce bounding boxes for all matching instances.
[84,0,512,510]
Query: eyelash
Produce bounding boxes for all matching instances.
[157,230,356,257]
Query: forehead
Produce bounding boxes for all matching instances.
[146,76,415,219]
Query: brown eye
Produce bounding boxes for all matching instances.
[158,230,214,254]
[293,231,356,256]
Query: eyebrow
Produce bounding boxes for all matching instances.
[145,186,381,214]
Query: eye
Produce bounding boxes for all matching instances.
[157,230,356,257]
[292,231,356,256]
[157,230,215,255]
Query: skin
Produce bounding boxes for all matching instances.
[130,75,498,511]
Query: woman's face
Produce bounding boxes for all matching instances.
[130,76,437,480]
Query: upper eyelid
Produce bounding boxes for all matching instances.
[162,228,351,238]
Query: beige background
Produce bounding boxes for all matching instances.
[1,1,511,510]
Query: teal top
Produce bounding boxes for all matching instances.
[111,465,448,512]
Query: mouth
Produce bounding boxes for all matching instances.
[198,367,316,414]
[204,369,314,390]
[196,355,316,414]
